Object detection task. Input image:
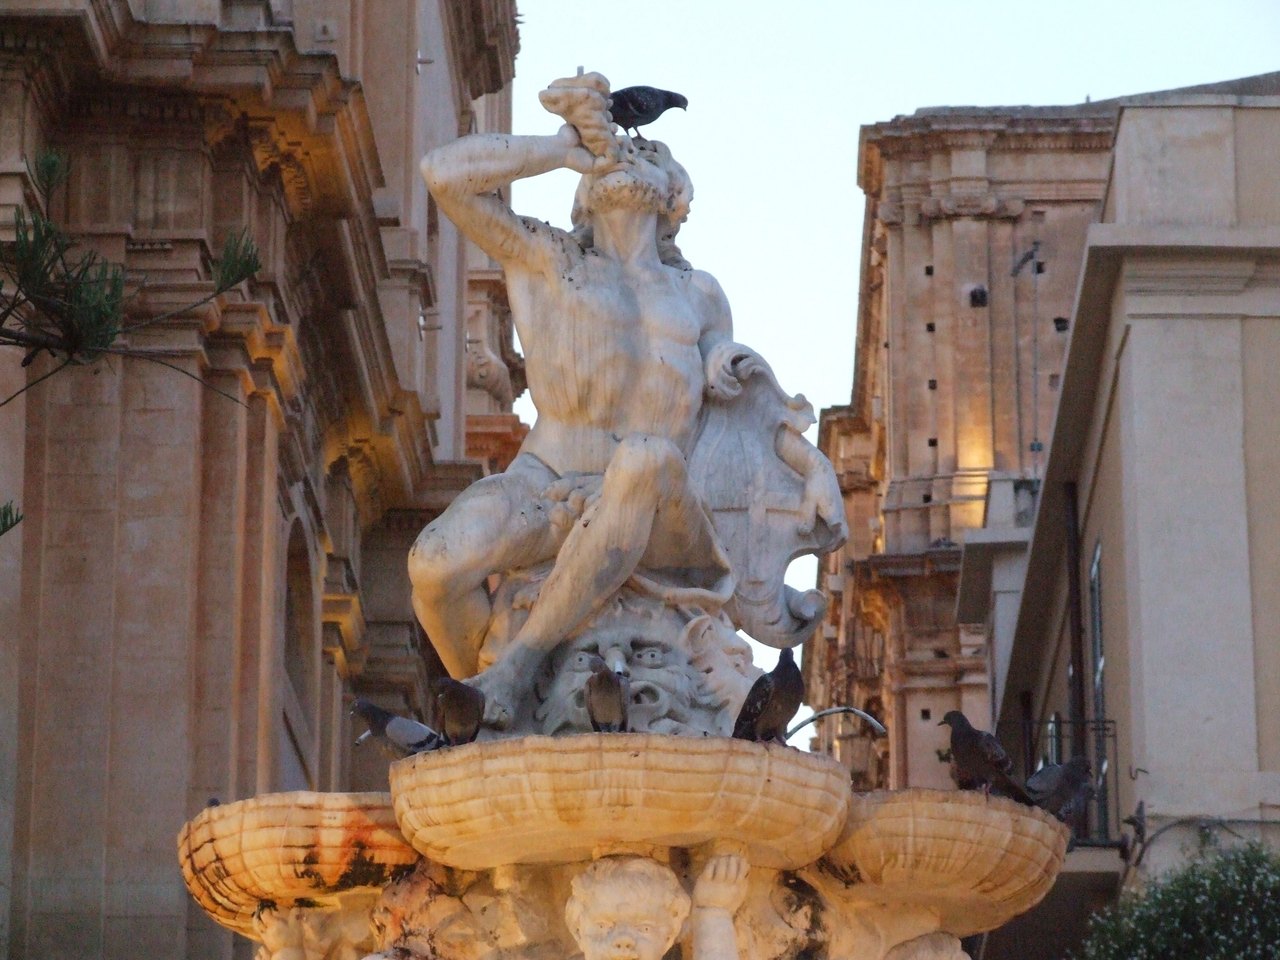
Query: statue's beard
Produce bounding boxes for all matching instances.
[588,174,666,215]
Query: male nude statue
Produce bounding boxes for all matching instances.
[409,73,758,725]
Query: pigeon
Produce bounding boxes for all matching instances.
[584,654,629,733]
[431,676,485,745]
[938,710,1031,803]
[351,698,445,757]
[607,86,688,138]
[1025,755,1093,822]
[732,647,804,745]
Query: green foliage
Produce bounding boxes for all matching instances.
[0,500,20,537]
[1074,842,1280,960]
[0,150,261,405]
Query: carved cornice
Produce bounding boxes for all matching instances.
[439,0,518,110]
[919,194,1025,222]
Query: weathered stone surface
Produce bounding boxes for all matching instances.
[389,734,851,871]
[829,788,1068,937]
[178,791,419,935]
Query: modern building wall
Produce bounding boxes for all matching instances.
[968,92,1280,957]
[0,3,521,958]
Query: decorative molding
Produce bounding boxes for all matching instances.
[919,194,1025,221]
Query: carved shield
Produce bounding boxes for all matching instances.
[689,357,847,649]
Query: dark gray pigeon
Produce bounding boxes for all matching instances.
[351,698,445,757]
[1026,755,1093,822]
[939,710,1030,803]
[431,676,485,745]
[733,647,804,745]
[608,86,687,138]
[585,654,629,733]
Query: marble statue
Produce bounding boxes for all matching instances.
[180,72,1070,960]
[409,71,846,734]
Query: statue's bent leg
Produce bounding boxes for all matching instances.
[474,436,684,715]
[408,462,558,679]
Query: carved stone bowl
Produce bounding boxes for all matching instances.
[389,734,851,870]
[828,788,1070,937]
[177,791,420,935]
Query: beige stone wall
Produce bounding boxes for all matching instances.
[1242,316,1280,775]
[0,2,520,957]
[814,109,1114,789]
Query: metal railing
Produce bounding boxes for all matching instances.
[997,716,1122,848]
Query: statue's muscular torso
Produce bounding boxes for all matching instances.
[508,250,721,476]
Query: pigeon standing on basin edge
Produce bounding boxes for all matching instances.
[607,85,687,138]
[938,709,1030,802]
[733,647,804,745]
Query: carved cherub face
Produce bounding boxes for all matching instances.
[565,859,690,960]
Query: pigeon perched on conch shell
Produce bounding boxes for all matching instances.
[608,86,687,138]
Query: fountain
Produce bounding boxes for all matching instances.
[178,71,1067,960]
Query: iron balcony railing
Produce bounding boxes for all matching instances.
[997,716,1122,848]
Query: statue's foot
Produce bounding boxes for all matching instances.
[466,655,533,731]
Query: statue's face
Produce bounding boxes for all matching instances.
[587,151,671,216]
[575,886,678,960]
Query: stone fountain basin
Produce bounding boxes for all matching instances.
[827,788,1070,937]
[389,733,851,871]
[177,791,419,935]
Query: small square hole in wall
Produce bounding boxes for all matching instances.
[928,379,937,390]
[921,708,932,721]
[924,265,934,276]
[922,493,933,504]
[926,322,936,333]
[927,437,938,447]
[1035,261,1046,274]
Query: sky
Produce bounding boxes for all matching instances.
[499,0,1280,737]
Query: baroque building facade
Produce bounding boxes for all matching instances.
[806,105,1114,790]
[0,2,521,958]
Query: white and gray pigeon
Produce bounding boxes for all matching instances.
[1026,755,1094,823]
[351,698,445,758]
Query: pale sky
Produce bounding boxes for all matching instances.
[500,0,1279,736]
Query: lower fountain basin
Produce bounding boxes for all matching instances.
[177,791,419,935]
[828,788,1070,937]
[389,733,851,870]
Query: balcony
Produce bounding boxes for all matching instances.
[996,717,1123,849]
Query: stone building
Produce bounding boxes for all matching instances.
[811,73,1280,958]
[0,2,521,958]
[806,104,1115,789]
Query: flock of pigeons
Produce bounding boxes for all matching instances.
[351,644,807,757]
[352,665,1089,829]
[940,710,1095,826]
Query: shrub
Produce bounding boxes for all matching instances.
[1075,841,1280,960]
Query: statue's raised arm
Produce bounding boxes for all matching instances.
[419,71,620,273]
